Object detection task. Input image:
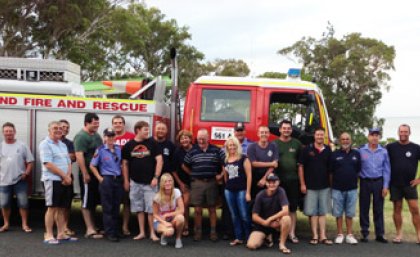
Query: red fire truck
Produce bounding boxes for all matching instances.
[182,70,333,146]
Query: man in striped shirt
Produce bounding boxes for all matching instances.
[183,129,225,242]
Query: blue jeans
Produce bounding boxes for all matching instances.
[224,189,251,241]
[0,180,28,208]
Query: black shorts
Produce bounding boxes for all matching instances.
[390,185,418,201]
[281,179,299,212]
[253,224,278,236]
[44,180,72,208]
[79,173,101,210]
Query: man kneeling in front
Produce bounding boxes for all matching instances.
[247,174,291,254]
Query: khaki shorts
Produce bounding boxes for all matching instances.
[190,178,218,207]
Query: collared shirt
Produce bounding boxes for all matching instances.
[298,144,331,190]
[329,148,361,191]
[0,140,34,186]
[359,144,391,188]
[241,138,252,156]
[184,144,225,179]
[90,144,122,176]
[39,136,70,181]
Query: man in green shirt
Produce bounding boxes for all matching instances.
[74,113,103,239]
[273,120,302,244]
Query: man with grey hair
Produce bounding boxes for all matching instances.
[39,121,77,244]
[183,128,225,241]
[0,122,34,233]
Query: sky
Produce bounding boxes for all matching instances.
[144,0,420,121]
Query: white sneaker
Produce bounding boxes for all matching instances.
[175,238,183,249]
[345,234,358,245]
[160,235,168,246]
[335,234,345,244]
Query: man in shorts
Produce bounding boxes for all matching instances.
[386,124,420,244]
[112,115,135,236]
[183,128,225,241]
[330,132,360,244]
[154,122,176,177]
[39,121,76,244]
[273,119,302,243]
[74,113,103,238]
[122,121,162,241]
[298,127,333,245]
[246,174,291,254]
[0,122,34,233]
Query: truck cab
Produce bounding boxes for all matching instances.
[182,72,333,146]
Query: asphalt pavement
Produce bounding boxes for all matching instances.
[0,199,419,257]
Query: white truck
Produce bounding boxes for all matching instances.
[0,57,172,196]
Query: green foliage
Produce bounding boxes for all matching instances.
[206,59,250,77]
[278,24,395,144]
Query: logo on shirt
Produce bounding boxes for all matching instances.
[163,148,170,156]
[131,145,151,158]
[267,150,273,157]
[336,156,343,161]
[289,148,296,153]
[226,164,239,179]
[406,151,412,158]
[352,156,358,161]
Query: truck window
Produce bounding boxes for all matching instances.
[268,92,320,143]
[201,89,250,122]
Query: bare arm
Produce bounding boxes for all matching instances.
[181,164,191,175]
[251,160,278,168]
[21,161,34,181]
[244,158,252,202]
[44,162,71,185]
[151,154,163,187]
[298,164,306,194]
[122,159,130,192]
[90,164,103,183]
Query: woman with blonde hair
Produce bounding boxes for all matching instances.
[224,136,252,246]
[153,173,185,248]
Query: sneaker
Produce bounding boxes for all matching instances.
[175,238,183,249]
[160,235,167,246]
[335,234,344,244]
[345,234,358,245]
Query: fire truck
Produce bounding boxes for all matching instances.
[182,69,333,146]
[0,57,173,196]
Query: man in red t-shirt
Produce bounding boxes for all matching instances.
[112,115,135,236]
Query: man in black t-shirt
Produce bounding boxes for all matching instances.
[122,121,163,241]
[247,174,291,253]
[153,122,175,176]
[386,124,420,244]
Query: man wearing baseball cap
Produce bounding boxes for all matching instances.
[234,122,252,155]
[247,174,291,254]
[359,128,390,243]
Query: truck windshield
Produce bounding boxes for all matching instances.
[268,92,320,142]
[201,89,250,122]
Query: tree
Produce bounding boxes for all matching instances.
[207,59,250,77]
[278,25,395,143]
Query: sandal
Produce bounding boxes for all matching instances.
[229,239,243,246]
[288,235,299,244]
[22,227,32,233]
[279,247,292,254]
[133,234,145,240]
[182,227,189,237]
[320,238,333,245]
[43,238,60,245]
[309,238,318,245]
[58,236,79,242]
[392,237,402,244]
[0,226,9,233]
[84,233,103,239]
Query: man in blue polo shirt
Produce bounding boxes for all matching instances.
[359,128,390,243]
[183,128,225,241]
[90,128,123,242]
[330,132,360,245]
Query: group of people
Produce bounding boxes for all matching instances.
[1,114,420,254]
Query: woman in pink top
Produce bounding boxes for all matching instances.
[153,173,185,248]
